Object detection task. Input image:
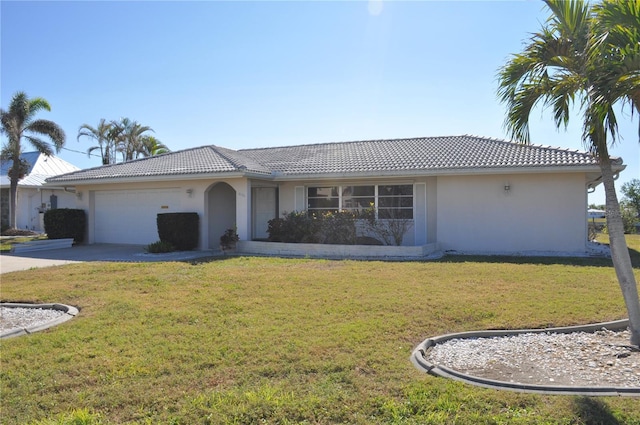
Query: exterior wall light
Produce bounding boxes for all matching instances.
[504,183,511,192]
[186,188,194,197]
[76,191,83,200]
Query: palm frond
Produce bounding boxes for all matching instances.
[23,136,54,156]
[27,119,66,151]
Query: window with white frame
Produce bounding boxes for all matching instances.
[307,184,413,219]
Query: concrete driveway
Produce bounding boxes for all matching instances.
[0,244,218,274]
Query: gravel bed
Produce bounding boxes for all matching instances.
[426,329,640,388]
[0,306,66,332]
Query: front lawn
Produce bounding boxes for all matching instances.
[1,239,639,424]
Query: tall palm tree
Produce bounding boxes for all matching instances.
[77,118,114,165]
[498,0,640,346]
[110,117,153,162]
[0,92,66,228]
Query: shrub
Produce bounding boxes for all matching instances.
[266,208,413,246]
[145,240,175,253]
[316,211,357,244]
[220,227,239,250]
[268,211,321,243]
[267,210,358,244]
[44,208,86,243]
[157,212,199,251]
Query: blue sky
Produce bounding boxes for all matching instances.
[1,0,638,205]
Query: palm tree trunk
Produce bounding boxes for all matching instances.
[8,155,21,229]
[9,176,18,229]
[600,155,640,346]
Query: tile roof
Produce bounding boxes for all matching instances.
[47,135,611,184]
[47,145,272,183]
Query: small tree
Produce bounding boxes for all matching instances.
[620,201,638,234]
[621,179,640,219]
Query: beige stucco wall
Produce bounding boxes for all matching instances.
[16,188,77,232]
[435,173,588,254]
[70,171,591,255]
[74,177,251,249]
[276,181,299,214]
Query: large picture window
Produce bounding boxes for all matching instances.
[307,184,413,219]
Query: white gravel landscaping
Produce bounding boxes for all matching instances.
[426,328,640,388]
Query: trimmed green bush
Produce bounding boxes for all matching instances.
[43,208,86,243]
[157,212,199,250]
[267,210,358,244]
[268,211,321,243]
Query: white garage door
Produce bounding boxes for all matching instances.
[94,189,181,244]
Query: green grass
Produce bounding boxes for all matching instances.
[1,236,640,424]
[0,234,48,252]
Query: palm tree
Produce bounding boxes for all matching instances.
[497,0,640,346]
[77,118,114,165]
[138,135,170,158]
[0,92,66,228]
[110,117,153,162]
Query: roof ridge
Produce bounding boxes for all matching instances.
[209,146,249,170]
[238,135,468,153]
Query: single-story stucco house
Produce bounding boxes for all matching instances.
[45,135,625,257]
[1,152,80,231]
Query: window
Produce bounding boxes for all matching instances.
[341,186,375,213]
[307,184,413,219]
[307,186,339,213]
[378,185,413,219]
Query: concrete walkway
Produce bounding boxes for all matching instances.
[0,244,218,274]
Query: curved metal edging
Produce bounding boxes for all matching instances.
[411,319,640,396]
[0,302,79,339]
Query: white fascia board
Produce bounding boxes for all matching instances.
[270,164,620,182]
[42,171,272,187]
[41,163,623,186]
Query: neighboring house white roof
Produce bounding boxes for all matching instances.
[46,135,622,185]
[588,209,606,218]
[0,152,80,188]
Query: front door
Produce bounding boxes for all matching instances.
[252,187,277,240]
